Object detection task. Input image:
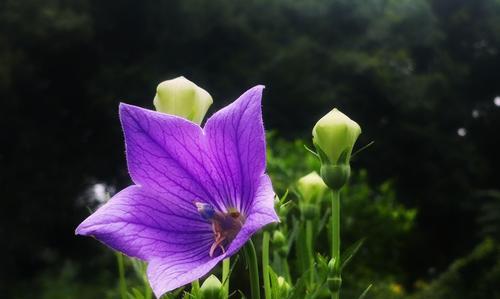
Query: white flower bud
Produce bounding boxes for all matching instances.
[153,76,213,124]
[312,108,361,164]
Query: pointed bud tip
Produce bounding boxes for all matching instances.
[312,108,361,165]
[200,275,222,299]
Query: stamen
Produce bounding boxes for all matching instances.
[194,202,245,257]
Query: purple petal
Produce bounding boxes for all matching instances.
[75,186,213,260]
[224,174,279,254]
[203,85,267,214]
[147,254,226,298]
[145,175,277,297]
[119,103,226,211]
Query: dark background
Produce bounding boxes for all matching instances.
[1,0,500,297]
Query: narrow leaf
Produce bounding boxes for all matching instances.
[358,284,373,299]
[268,266,280,299]
[340,238,365,271]
[351,141,375,159]
[303,144,320,159]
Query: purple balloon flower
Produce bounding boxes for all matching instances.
[76,85,279,297]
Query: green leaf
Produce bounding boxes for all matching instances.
[315,254,329,280]
[358,284,373,299]
[287,270,309,299]
[303,144,320,159]
[336,147,351,164]
[315,207,331,239]
[237,290,247,299]
[313,142,330,164]
[268,266,280,299]
[130,288,145,299]
[287,217,300,253]
[279,189,290,204]
[340,238,365,271]
[351,141,375,159]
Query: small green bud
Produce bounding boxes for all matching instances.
[327,257,342,292]
[272,231,286,247]
[277,276,291,297]
[312,108,361,165]
[320,164,351,190]
[297,171,327,218]
[327,257,337,274]
[200,275,222,299]
[272,231,288,257]
[153,76,213,125]
[297,171,328,203]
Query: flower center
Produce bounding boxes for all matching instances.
[195,202,245,257]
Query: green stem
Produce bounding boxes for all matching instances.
[222,258,230,298]
[331,189,341,299]
[282,258,292,283]
[262,232,271,299]
[331,190,340,270]
[306,220,314,285]
[116,253,127,299]
[243,240,261,299]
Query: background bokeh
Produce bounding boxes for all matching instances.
[1,0,500,298]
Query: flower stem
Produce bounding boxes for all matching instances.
[222,258,230,299]
[243,239,261,299]
[116,253,127,299]
[331,189,341,299]
[282,258,292,283]
[262,231,271,299]
[306,220,314,285]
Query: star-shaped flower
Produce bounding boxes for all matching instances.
[76,85,279,297]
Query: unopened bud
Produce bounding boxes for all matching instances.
[312,108,361,165]
[297,171,328,203]
[272,231,286,247]
[277,276,291,297]
[153,76,213,124]
[200,275,222,299]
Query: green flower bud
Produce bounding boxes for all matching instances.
[327,257,337,275]
[153,76,213,125]
[297,172,327,219]
[200,275,222,299]
[312,108,361,165]
[327,258,342,293]
[272,230,286,247]
[272,231,288,257]
[297,171,328,203]
[277,276,291,297]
